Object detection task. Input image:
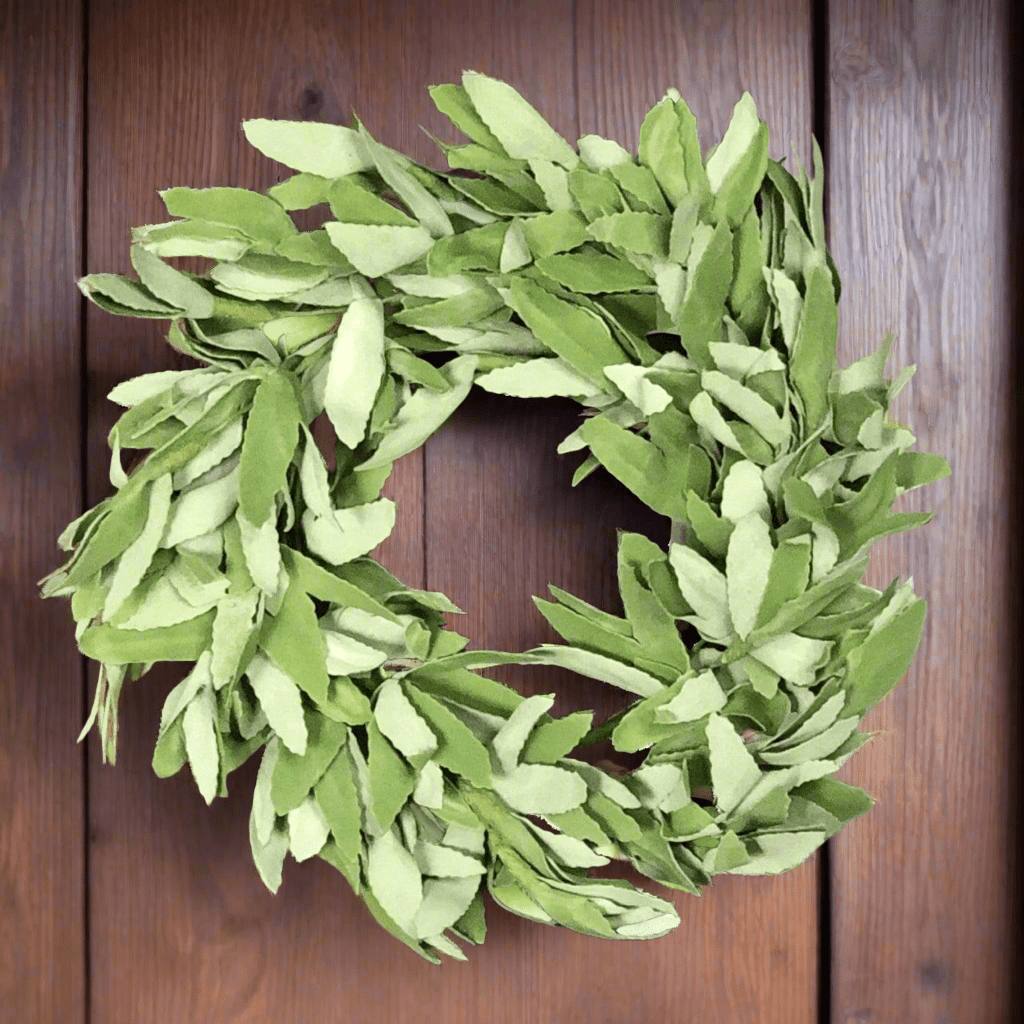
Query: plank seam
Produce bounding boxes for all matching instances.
[813,2,832,1023]
[78,0,92,1019]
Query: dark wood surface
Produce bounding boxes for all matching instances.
[1,0,1015,1020]
[0,2,87,1022]
[826,2,1014,1022]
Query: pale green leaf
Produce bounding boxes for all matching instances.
[726,512,774,639]
[476,358,600,399]
[491,694,555,772]
[655,669,727,723]
[238,372,301,526]
[183,686,219,804]
[161,464,240,548]
[242,119,372,177]
[462,71,578,169]
[303,497,397,565]
[367,829,423,933]
[160,186,297,245]
[103,475,173,619]
[375,679,438,762]
[324,222,433,277]
[522,645,663,697]
[288,795,331,861]
[669,543,732,641]
[325,298,386,448]
[358,355,477,470]
[247,651,308,755]
[706,712,761,814]
[492,763,588,814]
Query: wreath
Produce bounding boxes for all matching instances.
[42,72,950,962]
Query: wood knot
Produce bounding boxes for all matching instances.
[298,85,324,119]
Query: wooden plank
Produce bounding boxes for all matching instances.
[0,0,86,1019]
[418,1,819,1020]
[81,4,433,1021]
[826,2,1013,1021]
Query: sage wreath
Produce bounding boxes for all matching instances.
[42,72,950,961]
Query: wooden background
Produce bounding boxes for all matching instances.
[1,0,1018,1021]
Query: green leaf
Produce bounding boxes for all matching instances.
[491,694,555,772]
[492,763,588,814]
[63,484,150,588]
[246,651,308,755]
[236,510,280,595]
[253,740,282,843]
[403,686,493,787]
[324,222,433,278]
[78,611,214,664]
[132,219,253,261]
[669,543,732,641]
[637,97,687,206]
[367,829,423,934]
[259,577,329,705]
[790,264,838,429]
[359,354,477,470]
[521,711,593,764]
[578,416,688,520]
[503,278,626,387]
[843,598,926,716]
[755,536,812,629]
[603,364,672,416]
[238,373,301,526]
[271,712,348,814]
[314,746,363,870]
[725,512,774,639]
[522,645,663,698]
[161,464,240,548]
[375,680,438,763]
[242,119,372,177]
[725,831,826,875]
[210,589,260,689]
[358,125,452,238]
[706,94,769,228]
[325,298,385,448]
[476,357,600,399]
[288,795,331,861]
[210,255,329,302]
[303,497,397,566]
[152,714,188,778]
[676,221,734,369]
[533,597,645,668]
[249,815,289,894]
[102,475,173,619]
[655,669,727,723]
[521,210,590,257]
[587,212,670,257]
[426,221,507,274]
[702,370,788,448]
[282,549,401,622]
[130,246,215,318]
[79,273,181,317]
[429,83,508,152]
[706,712,761,814]
[535,253,652,293]
[367,719,417,831]
[415,876,483,941]
[749,632,831,688]
[182,686,219,804]
[160,186,297,245]
[461,71,578,169]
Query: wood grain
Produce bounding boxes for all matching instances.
[0,1,86,1021]
[826,1,1013,1021]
